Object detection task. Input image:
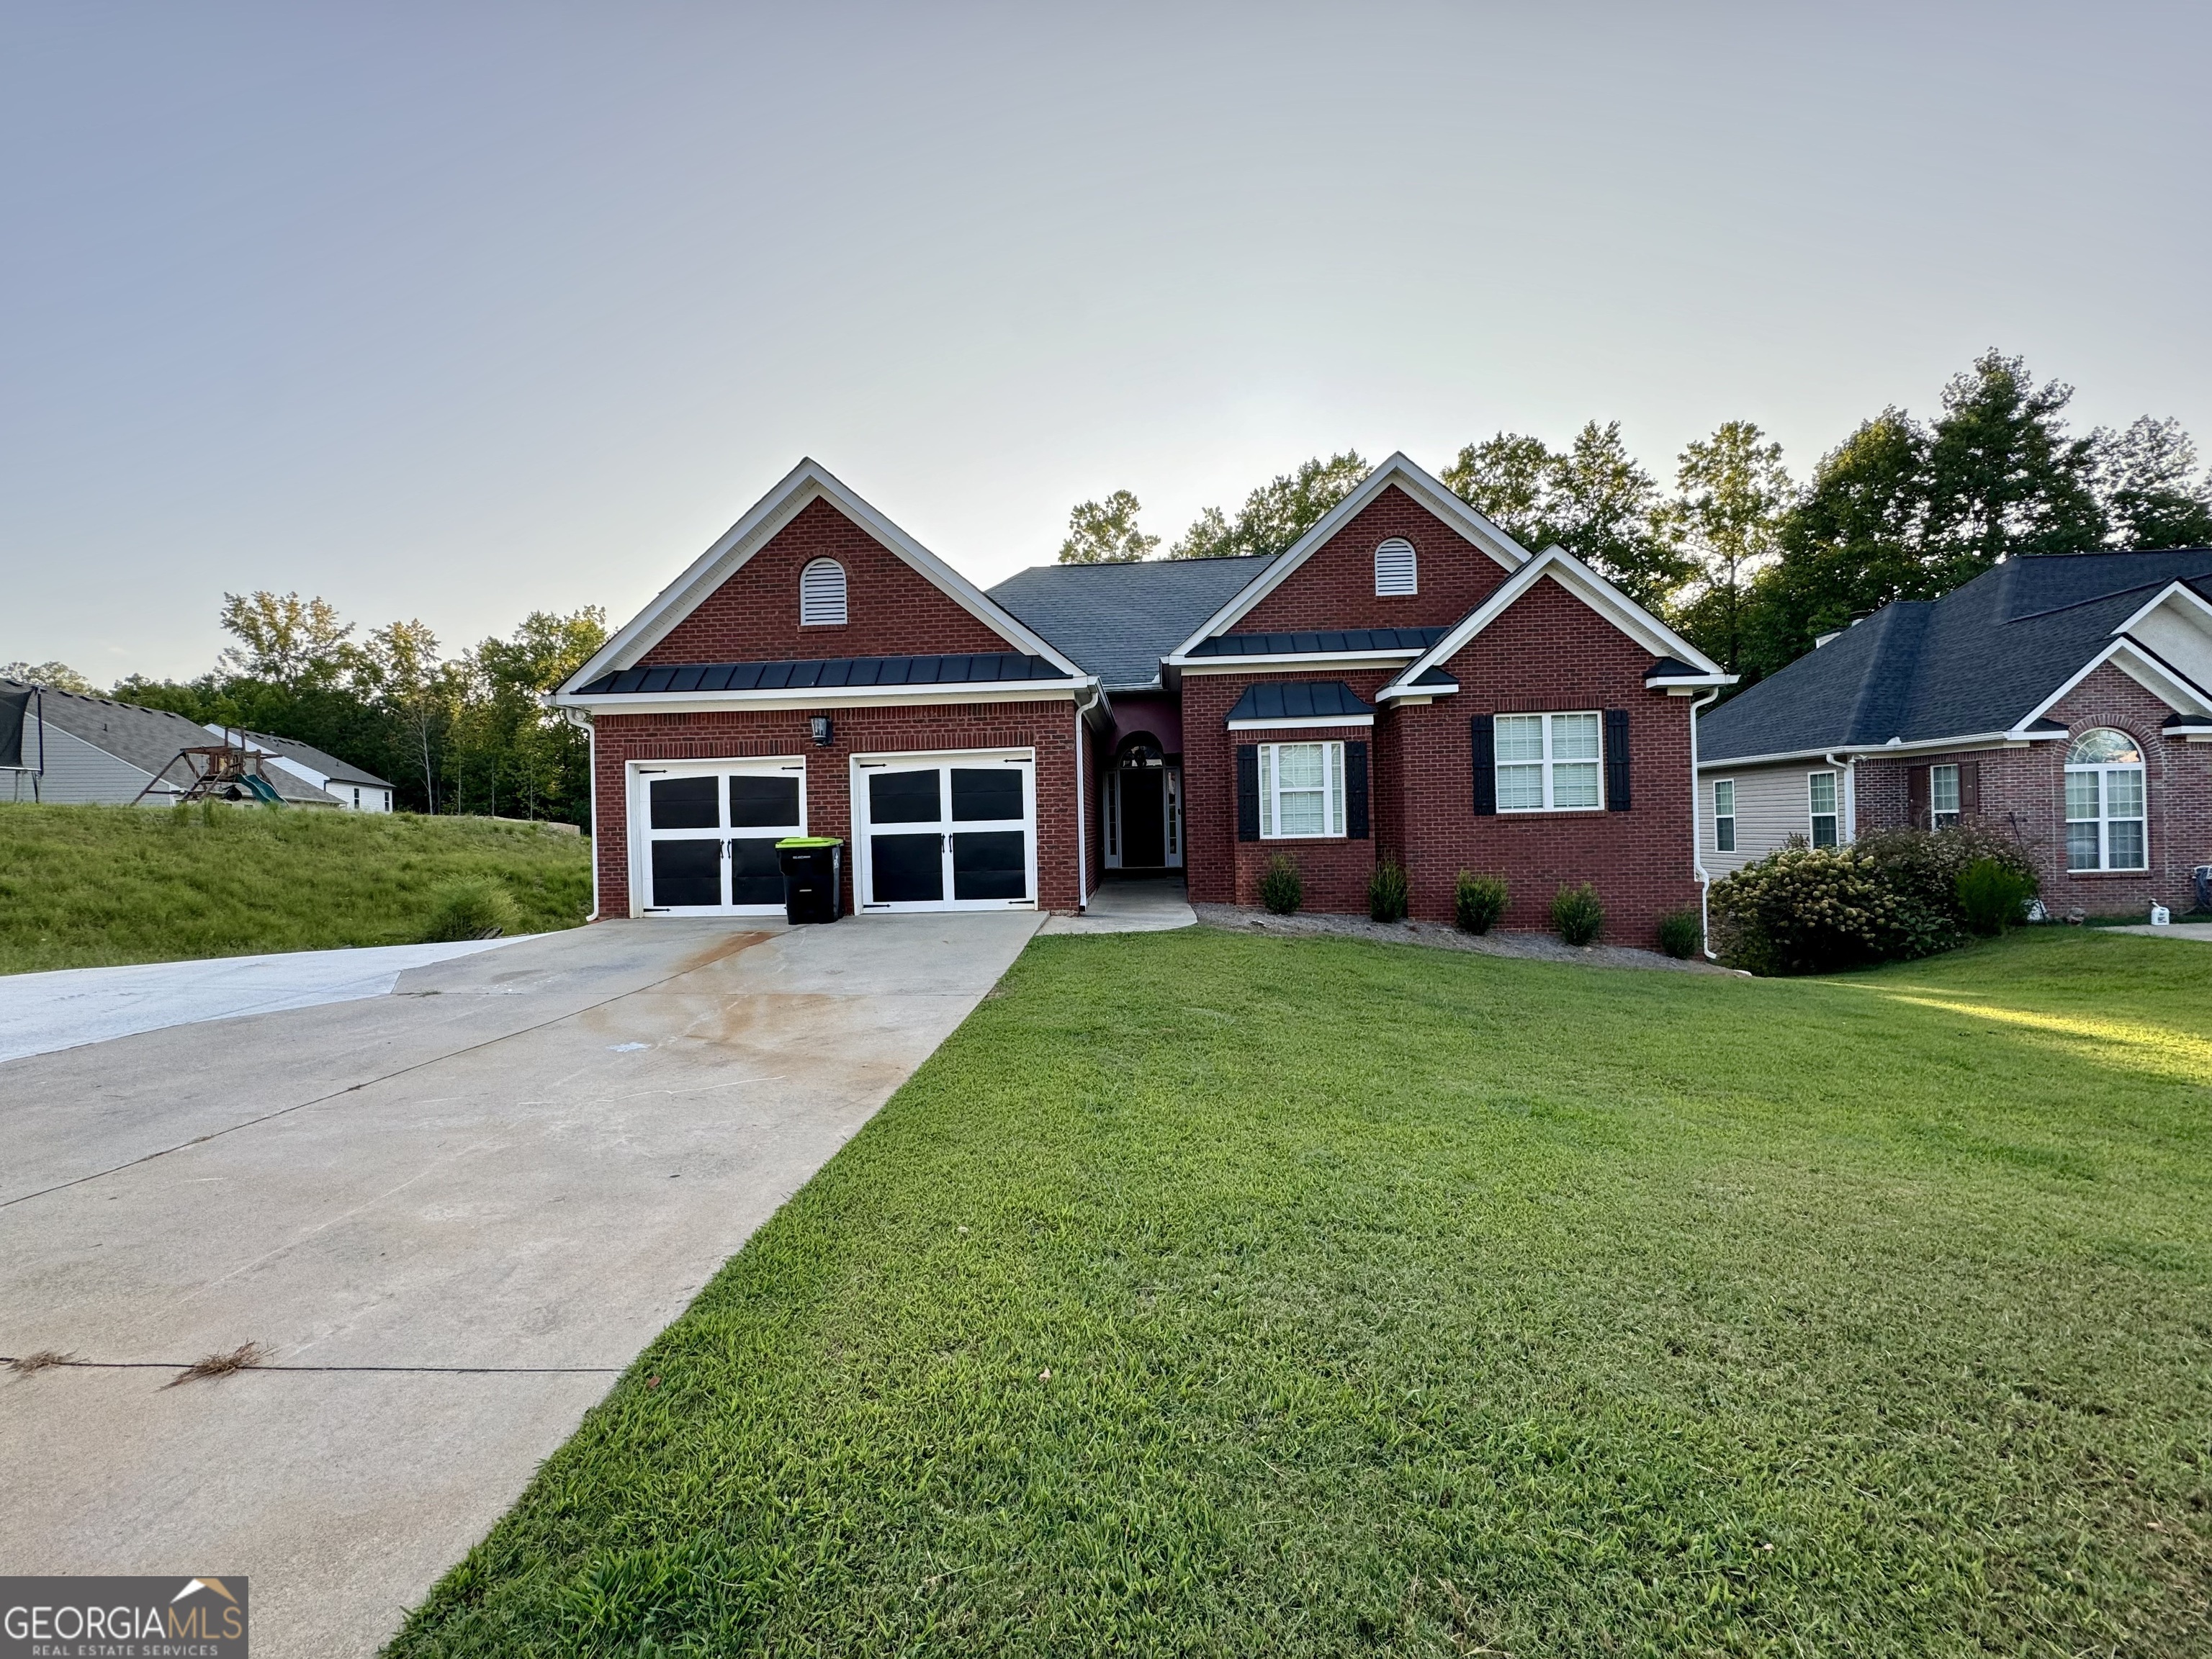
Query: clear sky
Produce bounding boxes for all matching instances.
[6,2,2208,683]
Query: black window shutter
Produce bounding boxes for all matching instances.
[1236,745,1259,841]
[1604,709,1631,810]
[1471,717,1496,816]
[1345,740,1370,840]
[1958,758,1980,817]
[1907,765,1930,829]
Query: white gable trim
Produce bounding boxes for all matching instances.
[2111,579,2212,638]
[2016,635,2212,730]
[1378,547,1725,700]
[559,458,1086,695]
[1163,454,1531,659]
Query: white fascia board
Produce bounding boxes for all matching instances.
[1694,729,2057,770]
[2111,580,2212,638]
[559,458,1087,693]
[1226,714,1376,731]
[1645,671,1737,687]
[1381,549,1723,697]
[2015,636,2212,728]
[1377,678,1459,702]
[1162,453,1532,660]
[554,678,1091,717]
[1169,649,1424,674]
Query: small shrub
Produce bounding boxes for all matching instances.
[1550,883,1604,946]
[1957,858,2036,935]
[1454,871,1508,934]
[423,878,522,943]
[1259,854,1303,916]
[1655,907,1704,959]
[1709,846,1952,975]
[1367,858,1409,922]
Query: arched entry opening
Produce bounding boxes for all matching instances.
[1103,733,1182,871]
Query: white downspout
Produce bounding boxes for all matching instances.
[1690,689,1720,960]
[559,706,601,922]
[1074,685,1100,913]
[1824,752,1859,845]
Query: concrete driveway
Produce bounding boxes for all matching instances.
[0,914,1041,1655]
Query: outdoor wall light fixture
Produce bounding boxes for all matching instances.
[809,716,833,747]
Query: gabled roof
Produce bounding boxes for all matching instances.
[219,728,393,789]
[557,458,1091,698]
[1166,453,1533,658]
[1377,546,1727,701]
[1699,550,2212,765]
[986,555,1275,691]
[573,653,1067,696]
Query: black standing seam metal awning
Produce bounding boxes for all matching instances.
[573,653,1072,696]
[1190,626,1447,658]
[1225,681,1375,724]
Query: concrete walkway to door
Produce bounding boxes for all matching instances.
[0,912,1041,1657]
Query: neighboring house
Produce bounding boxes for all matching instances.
[207,726,395,812]
[1,680,341,806]
[549,455,1732,941]
[1697,551,2212,914]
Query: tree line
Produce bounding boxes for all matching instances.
[1056,351,2212,684]
[9,596,607,824]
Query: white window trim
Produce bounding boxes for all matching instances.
[1257,740,1346,840]
[1374,537,1418,597]
[1712,778,1735,853]
[2065,737,2147,873]
[1808,769,1840,848]
[1930,762,1960,830]
[1494,711,1606,814]
[799,557,848,627]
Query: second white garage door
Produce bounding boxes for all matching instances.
[852,750,1036,912]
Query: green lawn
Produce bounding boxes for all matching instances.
[0,803,590,974]
[390,927,2212,1658]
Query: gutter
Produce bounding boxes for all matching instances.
[1690,689,1721,961]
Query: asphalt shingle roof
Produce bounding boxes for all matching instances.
[986,556,1277,690]
[1699,549,2212,763]
[573,653,1069,696]
[4,680,339,804]
[235,729,393,788]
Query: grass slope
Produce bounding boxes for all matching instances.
[390,929,2212,1657]
[0,803,590,974]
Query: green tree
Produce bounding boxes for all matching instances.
[1,661,95,693]
[1169,451,1370,559]
[1057,491,1158,564]
[217,591,358,690]
[2095,415,2212,549]
[1919,350,2105,583]
[1657,421,1793,675]
[1444,423,1691,611]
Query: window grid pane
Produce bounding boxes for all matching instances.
[1495,716,1545,764]
[2108,819,2146,868]
[2065,770,2099,821]
[1496,765,1545,811]
[2105,769,2144,817]
[1552,713,1601,761]
[1552,761,1602,809]
[1811,815,1839,849]
[1713,781,1734,817]
[2067,822,2102,870]
[1809,773,1838,816]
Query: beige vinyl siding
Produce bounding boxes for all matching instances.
[5,721,179,806]
[1703,763,1841,873]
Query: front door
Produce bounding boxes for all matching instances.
[633,757,806,915]
[853,750,1036,912]
[1120,766,1166,868]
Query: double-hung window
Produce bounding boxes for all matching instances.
[1930,763,1960,830]
[1259,741,1346,838]
[1808,771,1840,848]
[1712,779,1735,852]
[2066,729,2146,871]
[1495,712,1602,812]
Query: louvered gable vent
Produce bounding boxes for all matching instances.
[1373,537,1417,596]
[799,557,848,626]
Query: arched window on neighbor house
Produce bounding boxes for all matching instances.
[1373,537,1417,596]
[2065,727,2146,871]
[799,558,848,626]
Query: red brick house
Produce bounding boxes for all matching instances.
[1697,551,2212,916]
[552,454,1732,942]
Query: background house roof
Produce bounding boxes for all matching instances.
[571,652,1070,697]
[1700,550,2212,762]
[229,729,393,789]
[987,556,1276,691]
[6,680,339,803]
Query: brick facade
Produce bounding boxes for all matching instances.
[591,699,1084,917]
[1853,662,2212,915]
[1235,486,1514,636]
[642,496,1016,665]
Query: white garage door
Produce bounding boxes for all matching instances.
[853,750,1036,912]
[631,757,806,915]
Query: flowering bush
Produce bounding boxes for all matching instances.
[1856,824,2039,928]
[1709,846,1952,975]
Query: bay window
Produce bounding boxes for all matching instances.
[1495,712,1603,812]
[1259,741,1346,839]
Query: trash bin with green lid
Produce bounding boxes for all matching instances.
[774,836,843,924]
